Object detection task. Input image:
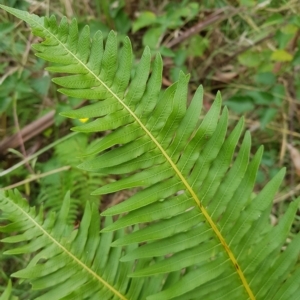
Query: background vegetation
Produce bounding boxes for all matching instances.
[0,0,299,297]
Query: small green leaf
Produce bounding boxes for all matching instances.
[142,26,164,49]
[280,24,298,35]
[238,50,262,67]
[245,91,273,105]
[254,72,276,86]
[271,50,293,62]
[159,46,175,57]
[132,11,157,33]
[225,95,254,113]
[181,2,200,20]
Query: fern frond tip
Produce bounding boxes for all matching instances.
[0,5,42,27]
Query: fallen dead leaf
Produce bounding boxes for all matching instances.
[212,71,238,82]
[287,143,300,176]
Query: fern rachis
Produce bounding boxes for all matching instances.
[0,5,299,300]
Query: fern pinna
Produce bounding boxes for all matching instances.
[0,5,299,300]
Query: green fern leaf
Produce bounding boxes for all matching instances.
[1,5,299,300]
[0,280,18,300]
[0,190,176,299]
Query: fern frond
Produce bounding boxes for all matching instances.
[1,5,299,300]
[0,190,177,299]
